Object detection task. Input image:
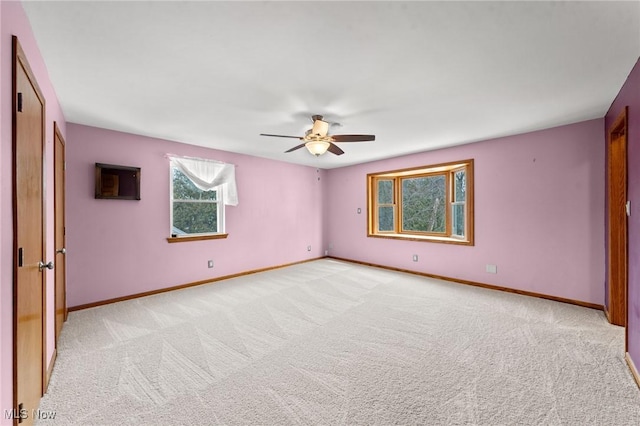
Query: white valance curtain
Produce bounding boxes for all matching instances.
[169,155,238,206]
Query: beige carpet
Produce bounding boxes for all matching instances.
[37,259,640,425]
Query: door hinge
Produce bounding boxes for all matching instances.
[18,402,24,423]
[17,92,23,112]
[626,201,631,217]
[64,161,67,171]
[18,247,24,267]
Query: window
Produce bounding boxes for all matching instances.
[367,159,474,245]
[167,155,237,242]
[170,167,224,237]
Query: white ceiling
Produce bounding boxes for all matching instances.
[22,1,640,169]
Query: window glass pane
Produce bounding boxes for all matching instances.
[402,175,446,233]
[452,204,465,237]
[378,206,394,231]
[172,168,217,201]
[454,170,466,202]
[378,180,393,204]
[172,202,218,234]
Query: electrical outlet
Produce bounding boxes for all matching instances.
[307,245,312,252]
[486,264,497,274]
[413,254,418,262]
[208,260,214,268]
[324,250,329,256]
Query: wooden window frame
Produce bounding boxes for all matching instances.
[373,178,397,235]
[367,159,474,245]
[450,166,467,239]
[399,171,449,237]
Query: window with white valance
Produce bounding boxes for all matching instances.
[168,155,237,241]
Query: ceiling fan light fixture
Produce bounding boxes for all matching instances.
[305,140,330,156]
[260,114,375,156]
[311,118,329,137]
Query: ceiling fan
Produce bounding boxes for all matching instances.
[260,115,375,156]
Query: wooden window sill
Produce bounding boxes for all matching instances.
[167,233,228,243]
[368,233,473,246]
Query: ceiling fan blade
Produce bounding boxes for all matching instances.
[260,133,303,139]
[327,143,344,156]
[285,143,307,153]
[330,134,376,142]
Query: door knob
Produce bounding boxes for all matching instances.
[38,261,54,271]
[56,248,66,255]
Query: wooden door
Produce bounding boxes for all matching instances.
[54,123,67,339]
[13,36,47,426]
[607,107,628,331]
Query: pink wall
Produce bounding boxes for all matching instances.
[66,124,326,307]
[0,1,67,423]
[605,58,640,366]
[326,119,605,305]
